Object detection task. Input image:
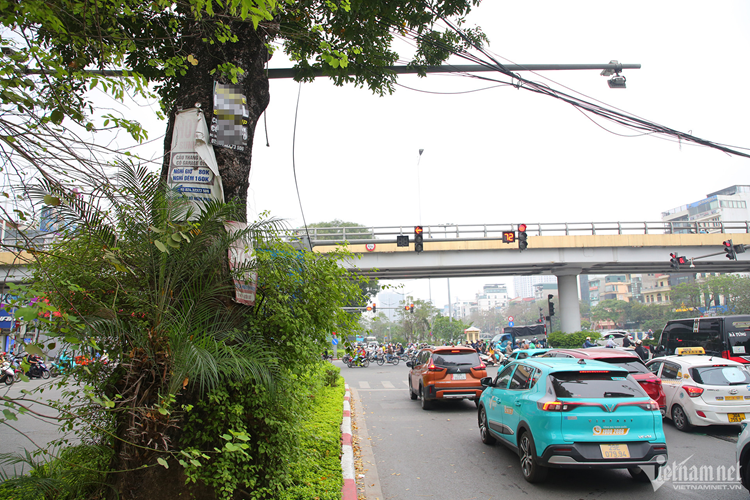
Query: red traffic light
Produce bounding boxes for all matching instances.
[723,241,732,248]
[415,226,423,235]
[518,223,527,232]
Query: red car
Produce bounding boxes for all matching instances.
[543,348,667,416]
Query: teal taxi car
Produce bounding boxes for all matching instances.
[477,358,667,483]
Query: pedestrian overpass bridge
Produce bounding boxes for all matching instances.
[3,221,750,335]
[310,221,750,334]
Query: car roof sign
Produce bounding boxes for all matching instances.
[676,347,705,356]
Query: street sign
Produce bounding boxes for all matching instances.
[509,321,514,327]
[332,338,338,345]
[365,243,376,252]
[508,316,514,322]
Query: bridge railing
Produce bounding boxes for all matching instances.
[301,221,750,244]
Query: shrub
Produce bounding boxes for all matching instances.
[280,373,344,500]
[547,331,598,349]
[0,444,113,500]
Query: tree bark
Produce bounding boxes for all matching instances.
[160,21,273,221]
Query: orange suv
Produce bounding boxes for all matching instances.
[407,346,487,410]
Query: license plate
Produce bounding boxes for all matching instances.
[729,413,746,422]
[452,373,466,380]
[600,444,630,459]
[725,396,744,401]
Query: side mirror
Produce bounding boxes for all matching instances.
[406,361,413,368]
[480,377,493,388]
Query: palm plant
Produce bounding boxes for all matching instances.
[28,161,286,471]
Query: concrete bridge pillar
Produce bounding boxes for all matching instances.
[555,270,582,334]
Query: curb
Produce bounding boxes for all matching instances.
[341,383,356,500]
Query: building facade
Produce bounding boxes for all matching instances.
[477,283,509,312]
[513,275,557,299]
[662,185,750,233]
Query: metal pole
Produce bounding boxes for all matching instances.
[266,63,641,79]
[448,278,453,323]
[26,62,641,79]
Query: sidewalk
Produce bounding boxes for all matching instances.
[341,383,383,500]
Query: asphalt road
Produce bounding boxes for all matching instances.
[338,359,748,500]
[0,377,77,478]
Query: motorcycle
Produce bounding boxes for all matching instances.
[28,360,51,379]
[321,353,333,362]
[1,361,14,385]
[376,353,399,366]
[347,356,369,368]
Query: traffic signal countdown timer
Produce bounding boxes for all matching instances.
[518,224,528,251]
[502,231,516,243]
[414,226,424,253]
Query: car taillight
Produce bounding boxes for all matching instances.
[428,362,442,371]
[537,401,577,412]
[640,400,659,411]
[682,385,704,398]
[473,362,486,370]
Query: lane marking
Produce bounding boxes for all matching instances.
[381,381,395,389]
[359,381,371,389]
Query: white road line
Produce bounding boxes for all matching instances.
[359,381,371,389]
[402,380,409,387]
[381,380,395,389]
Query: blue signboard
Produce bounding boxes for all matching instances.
[508,321,515,327]
[332,338,338,346]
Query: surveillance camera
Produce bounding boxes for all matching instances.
[608,75,627,89]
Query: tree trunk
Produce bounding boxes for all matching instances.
[160,21,273,220]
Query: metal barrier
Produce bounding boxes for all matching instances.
[298,221,750,244]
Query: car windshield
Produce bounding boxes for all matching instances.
[431,351,480,367]
[551,371,646,399]
[690,366,750,386]
[595,358,650,374]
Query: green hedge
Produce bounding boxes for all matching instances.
[280,368,345,500]
[547,331,599,348]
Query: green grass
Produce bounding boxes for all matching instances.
[280,372,345,500]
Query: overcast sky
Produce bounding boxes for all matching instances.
[131,1,750,310]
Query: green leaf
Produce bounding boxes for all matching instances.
[24,344,44,357]
[157,457,169,469]
[154,240,169,253]
[2,409,17,421]
[43,195,61,206]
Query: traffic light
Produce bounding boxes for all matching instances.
[366,305,372,312]
[670,252,682,270]
[724,240,737,260]
[410,304,415,314]
[414,226,424,253]
[548,294,555,317]
[372,303,377,313]
[518,224,528,251]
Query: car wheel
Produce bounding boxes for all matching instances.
[478,406,496,445]
[671,404,692,432]
[742,460,750,492]
[409,378,417,400]
[420,385,432,410]
[628,466,655,483]
[518,431,548,483]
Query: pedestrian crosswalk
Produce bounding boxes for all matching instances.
[357,380,409,390]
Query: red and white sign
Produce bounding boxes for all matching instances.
[508,316,514,322]
[365,243,376,252]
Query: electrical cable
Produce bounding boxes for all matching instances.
[291,82,313,251]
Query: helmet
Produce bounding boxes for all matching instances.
[636,339,642,344]
[586,337,591,340]
[609,335,614,339]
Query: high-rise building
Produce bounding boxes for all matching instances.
[513,275,557,299]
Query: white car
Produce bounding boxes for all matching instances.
[646,347,750,431]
